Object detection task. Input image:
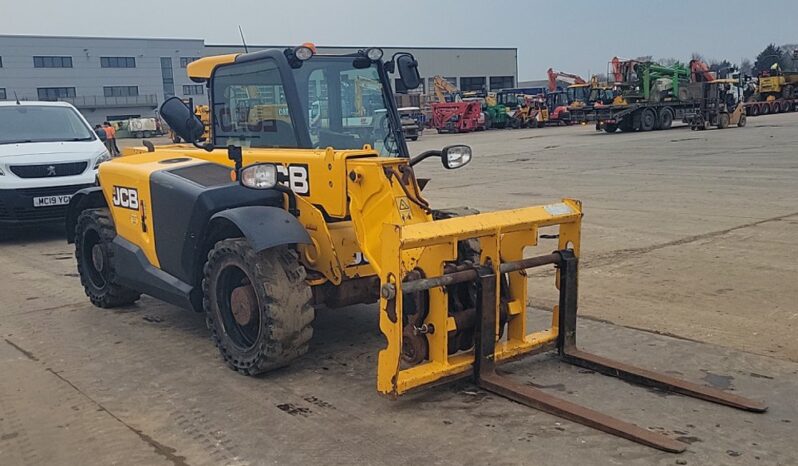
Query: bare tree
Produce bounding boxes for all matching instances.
[739,58,753,75]
[691,52,705,61]
[658,57,679,67]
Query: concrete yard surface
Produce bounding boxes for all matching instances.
[2,114,797,465]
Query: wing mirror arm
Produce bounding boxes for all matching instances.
[409,150,441,167]
[409,145,472,170]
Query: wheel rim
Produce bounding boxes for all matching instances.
[216,264,261,351]
[82,229,107,289]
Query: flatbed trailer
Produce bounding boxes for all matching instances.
[743,98,797,116]
[569,101,701,133]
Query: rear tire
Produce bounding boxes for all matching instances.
[75,208,141,308]
[658,108,673,130]
[761,103,770,115]
[737,114,747,127]
[203,240,313,375]
[640,108,656,131]
[748,104,760,116]
[603,123,618,133]
[770,101,780,114]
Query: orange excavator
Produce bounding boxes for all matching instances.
[689,59,715,82]
[547,68,587,92]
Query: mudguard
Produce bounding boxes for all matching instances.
[65,186,106,243]
[209,206,311,252]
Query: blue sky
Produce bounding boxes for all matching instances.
[1,0,796,79]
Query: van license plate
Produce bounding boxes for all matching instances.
[33,195,72,207]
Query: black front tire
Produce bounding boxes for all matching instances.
[75,208,141,308]
[203,240,314,375]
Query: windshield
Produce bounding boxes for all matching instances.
[211,55,400,156]
[296,56,397,156]
[0,105,95,145]
[567,86,590,103]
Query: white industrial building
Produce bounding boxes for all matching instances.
[0,34,517,125]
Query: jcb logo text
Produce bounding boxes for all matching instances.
[112,186,139,210]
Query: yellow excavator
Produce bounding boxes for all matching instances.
[67,44,766,454]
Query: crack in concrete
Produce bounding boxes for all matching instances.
[3,337,188,466]
[45,368,190,466]
[4,339,39,361]
[585,211,798,269]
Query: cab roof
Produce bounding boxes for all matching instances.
[186,53,240,81]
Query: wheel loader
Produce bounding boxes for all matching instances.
[66,44,766,453]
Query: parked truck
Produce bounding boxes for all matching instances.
[569,58,711,133]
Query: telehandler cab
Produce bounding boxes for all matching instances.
[67,44,765,452]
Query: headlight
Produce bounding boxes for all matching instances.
[240,163,277,190]
[93,150,111,169]
[294,43,316,61]
[365,47,383,61]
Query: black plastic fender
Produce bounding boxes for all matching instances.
[66,186,106,243]
[209,206,311,253]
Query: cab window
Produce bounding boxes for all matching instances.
[296,58,397,156]
[211,59,298,148]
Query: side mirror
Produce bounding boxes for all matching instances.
[409,144,473,169]
[396,54,421,90]
[441,145,472,169]
[160,97,205,143]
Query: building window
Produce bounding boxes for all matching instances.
[107,114,141,121]
[161,57,175,98]
[0,89,6,100]
[0,56,3,67]
[180,57,200,68]
[33,56,73,68]
[459,77,486,92]
[37,87,76,100]
[103,86,139,97]
[182,84,204,95]
[100,57,136,68]
[490,76,514,91]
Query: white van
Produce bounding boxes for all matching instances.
[0,101,110,226]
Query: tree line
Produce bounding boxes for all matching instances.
[652,43,798,77]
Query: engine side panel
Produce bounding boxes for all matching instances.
[149,163,284,284]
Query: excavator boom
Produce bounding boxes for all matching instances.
[547,68,587,92]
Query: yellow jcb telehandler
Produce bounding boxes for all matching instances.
[66,44,766,453]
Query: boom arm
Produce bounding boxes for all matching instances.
[547,68,586,92]
[433,75,460,102]
[689,59,715,82]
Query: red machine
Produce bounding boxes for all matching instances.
[431,101,485,133]
[689,59,715,82]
